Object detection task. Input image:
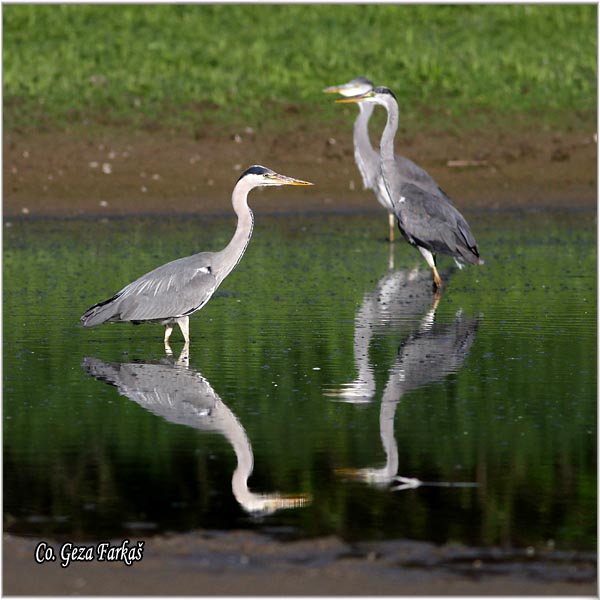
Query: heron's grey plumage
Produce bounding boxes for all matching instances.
[325,77,447,240]
[394,182,480,264]
[80,253,218,327]
[80,165,312,348]
[339,86,482,288]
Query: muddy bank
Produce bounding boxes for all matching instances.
[4,531,596,595]
[3,125,596,219]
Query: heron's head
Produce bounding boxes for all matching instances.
[237,165,313,187]
[322,76,374,97]
[335,86,397,107]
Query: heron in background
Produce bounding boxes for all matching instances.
[82,352,310,516]
[336,87,483,290]
[323,77,445,243]
[81,166,313,351]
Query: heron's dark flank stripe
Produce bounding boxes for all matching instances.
[86,291,122,312]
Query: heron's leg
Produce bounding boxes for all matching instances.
[177,316,190,345]
[418,246,443,290]
[388,213,395,243]
[432,266,443,290]
[388,239,395,270]
[164,324,174,355]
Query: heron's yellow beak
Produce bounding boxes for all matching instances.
[322,84,345,94]
[335,91,372,104]
[272,174,314,186]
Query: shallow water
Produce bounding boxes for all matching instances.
[3,208,596,550]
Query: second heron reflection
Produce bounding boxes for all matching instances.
[327,268,480,491]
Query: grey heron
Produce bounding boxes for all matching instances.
[336,87,483,290]
[80,165,313,351]
[323,77,446,243]
[82,353,310,515]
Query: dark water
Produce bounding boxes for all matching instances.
[3,208,596,550]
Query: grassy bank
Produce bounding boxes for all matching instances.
[4,4,597,133]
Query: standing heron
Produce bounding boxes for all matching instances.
[323,77,445,243]
[336,87,483,290]
[80,165,313,350]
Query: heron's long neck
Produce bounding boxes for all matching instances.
[379,399,399,477]
[225,408,255,507]
[380,100,399,170]
[217,180,255,282]
[354,104,379,171]
[210,398,259,511]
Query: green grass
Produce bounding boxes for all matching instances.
[3,4,597,133]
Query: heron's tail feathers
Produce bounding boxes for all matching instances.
[80,293,121,327]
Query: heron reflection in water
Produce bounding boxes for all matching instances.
[82,351,310,516]
[325,266,439,402]
[329,271,480,490]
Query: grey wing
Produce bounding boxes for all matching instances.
[395,154,452,201]
[395,182,480,263]
[115,253,219,322]
[80,252,219,327]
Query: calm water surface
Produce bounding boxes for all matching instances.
[3,208,596,550]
